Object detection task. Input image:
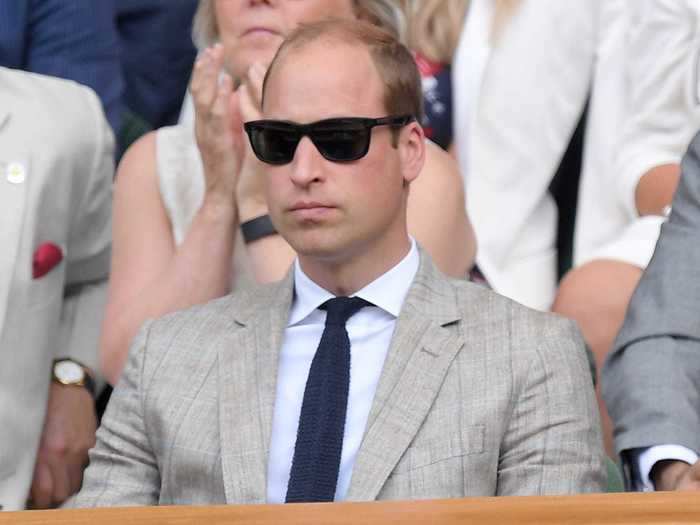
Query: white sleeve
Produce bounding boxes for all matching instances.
[616,0,700,218]
[630,445,699,491]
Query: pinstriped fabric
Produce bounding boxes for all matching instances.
[70,247,607,507]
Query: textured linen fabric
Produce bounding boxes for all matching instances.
[69,247,605,507]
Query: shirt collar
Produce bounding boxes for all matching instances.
[288,238,419,326]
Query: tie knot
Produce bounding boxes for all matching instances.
[321,296,372,325]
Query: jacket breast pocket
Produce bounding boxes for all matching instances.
[393,424,485,475]
[381,425,487,500]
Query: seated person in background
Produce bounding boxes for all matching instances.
[399,0,469,151]
[0,67,113,510]
[603,131,700,492]
[100,0,475,386]
[115,0,199,151]
[70,19,605,507]
[553,0,700,456]
[453,0,583,313]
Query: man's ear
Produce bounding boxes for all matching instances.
[398,121,426,185]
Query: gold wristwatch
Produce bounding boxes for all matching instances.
[52,358,96,397]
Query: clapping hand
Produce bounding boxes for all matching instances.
[191,44,245,207]
[236,62,269,220]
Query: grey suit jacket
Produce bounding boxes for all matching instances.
[603,130,700,462]
[72,251,605,506]
[0,67,113,510]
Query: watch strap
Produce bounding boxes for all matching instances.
[240,214,277,244]
[81,370,97,398]
[52,359,97,398]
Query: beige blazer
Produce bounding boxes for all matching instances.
[71,249,605,506]
[0,67,113,510]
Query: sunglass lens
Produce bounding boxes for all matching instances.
[253,128,300,164]
[312,127,370,162]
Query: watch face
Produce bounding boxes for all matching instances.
[55,361,84,384]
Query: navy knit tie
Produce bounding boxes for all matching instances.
[285,296,371,503]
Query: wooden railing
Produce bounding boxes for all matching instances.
[2,493,700,524]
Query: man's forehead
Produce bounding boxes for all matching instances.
[263,39,382,117]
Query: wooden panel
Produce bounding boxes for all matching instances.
[2,493,700,524]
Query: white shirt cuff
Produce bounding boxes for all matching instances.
[632,445,699,491]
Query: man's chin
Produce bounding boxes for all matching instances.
[285,230,348,262]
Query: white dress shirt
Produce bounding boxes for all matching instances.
[631,445,700,491]
[266,240,419,503]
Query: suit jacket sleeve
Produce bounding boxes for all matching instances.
[497,316,606,495]
[23,0,124,134]
[603,130,700,457]
[67,322,160,507]
[55,86,114,388]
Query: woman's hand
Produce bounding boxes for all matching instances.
[191,44,245,207]
[236,62,270,220]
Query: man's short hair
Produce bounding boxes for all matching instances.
[262,18,424,123]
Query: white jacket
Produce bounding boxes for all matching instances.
[575,0,700,269]
[453,0,599,310]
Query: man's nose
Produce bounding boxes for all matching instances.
[290,137,323,187]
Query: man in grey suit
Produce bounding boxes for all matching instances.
[0,67,113,509]
[72,19,605,507]
[604,131,700,492]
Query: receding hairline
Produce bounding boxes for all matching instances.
[262,23,396,112]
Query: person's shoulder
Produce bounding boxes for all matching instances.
[448,277,580,347]
[133,284,273,382]
[146,280,282,345]
[7,68,101,115]
[5,68,111,150]
[447,278,587,387]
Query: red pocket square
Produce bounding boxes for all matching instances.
[33,243,63,279]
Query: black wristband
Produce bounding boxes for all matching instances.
[240,214,277,244]
[81,372,97,398]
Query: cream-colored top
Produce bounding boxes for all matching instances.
[155,122,253,290]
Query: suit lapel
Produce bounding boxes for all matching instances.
[0,110,28,334]
[346,252,464,500]
[218,271,294,504]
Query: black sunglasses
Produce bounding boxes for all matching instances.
[243,115,415,165]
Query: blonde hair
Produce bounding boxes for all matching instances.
[397,0,521,63]
[192,0,406,51]
[399,0,468,64]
